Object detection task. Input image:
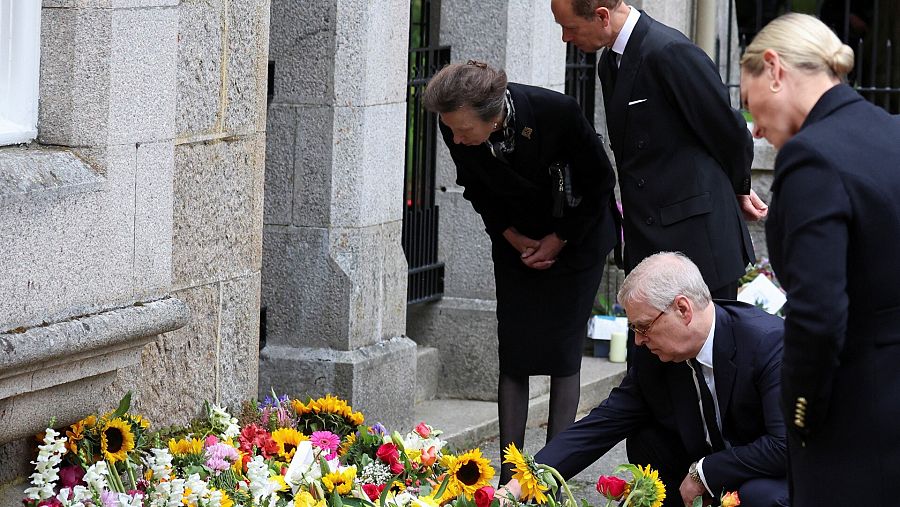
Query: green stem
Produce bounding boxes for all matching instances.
[105,460,124,493]
[125,457,137,490]
[619,488,637,507]
[538,465,577,507]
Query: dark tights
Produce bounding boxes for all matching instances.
[497,371,581,484]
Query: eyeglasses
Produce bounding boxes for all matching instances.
[628,299,675,336]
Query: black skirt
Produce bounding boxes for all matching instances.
[494,257,604,376]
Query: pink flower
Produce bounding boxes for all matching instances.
[206,442,240,472]
[310,431,341,452]
[474,486,495,507]
[721,491,741,507]
[205,434,219,447]
[414,422,431,438]
[420,445,437,467]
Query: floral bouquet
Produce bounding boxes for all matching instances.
[596,468,740,507]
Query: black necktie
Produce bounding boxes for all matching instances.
[605,49,619,89]
[687,359,726,452]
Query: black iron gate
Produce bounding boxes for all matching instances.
[726,0,899,113]
[565,43,598,126]
[402,0,450,304]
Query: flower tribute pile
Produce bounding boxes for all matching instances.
[21,392,739,507]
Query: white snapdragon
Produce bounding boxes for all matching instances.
[144,448,174,481]
[247,455,280,505]
[183,473,209,506]
[147,477,186,507]
[24,428,68,501]
[208,403,241,439]
[83,461,111,493]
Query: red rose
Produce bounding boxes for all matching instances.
[414,422,432,438]
[362,483,386,501]
[376,443,400,463]
[390,460,405,474]
[474,486,495,507]
[596,475,627,500]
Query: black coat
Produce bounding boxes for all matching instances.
[440,83,618,375]
[441,82,618,271]
[535,302,787,496]
[766,84,900,506]
[599,12,754,291]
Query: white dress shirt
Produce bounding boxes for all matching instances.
[695,311,722,495]
[611,6,641,67]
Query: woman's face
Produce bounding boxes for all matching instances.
[740,52,798,150]
[440,106,496,146]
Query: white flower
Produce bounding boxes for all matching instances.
[247,455,280,505]
[208,403,241,439]
[144,448,174,481]
[284,440,338,493]
[24,428,67,501]
[83,461,110,493]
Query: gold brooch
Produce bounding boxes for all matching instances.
[521,127,533,139]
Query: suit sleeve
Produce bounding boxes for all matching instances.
[768,140,851,440]
[439,122,511,237]
[534,369,651,479]
[552,97,617,244]
[702,329,788,493]
[651,41,753,195]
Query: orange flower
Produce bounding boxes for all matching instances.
[721,491,741,507]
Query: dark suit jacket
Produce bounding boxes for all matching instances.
[440,83,618,271]
[535,301,787,495]
[766,84,900,505]
[598,13,754,290]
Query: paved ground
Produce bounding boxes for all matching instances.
[474,420,629,505]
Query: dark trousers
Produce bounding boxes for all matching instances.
[626,425,789,507]
[626,281,738,367]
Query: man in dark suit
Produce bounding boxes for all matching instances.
[550,0,769,298]
[501,253,788,507]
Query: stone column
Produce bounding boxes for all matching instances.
[261,0,415,429]
[406,0,566,401]
[636,0,694,36]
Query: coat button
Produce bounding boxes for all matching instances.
[637,140,645,149]
[637,178,645,188]
[645,216,654,225]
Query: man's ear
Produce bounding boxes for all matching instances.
[674,295,693,324]
[595,6,610,25]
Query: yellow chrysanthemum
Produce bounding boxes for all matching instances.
[295,491,326,507]
[168,437,204,456]
[339,432,356,456]
[628,465,666,507]
[322,466,357,495]
[100,418,135,464]
[272,428,308,462]
[502,443,548,504]
[447,448,495,498]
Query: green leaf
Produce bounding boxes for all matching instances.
[614,463,640,479]
[332,488,344,507]
[432,474,451,500]
[110,391,133,420]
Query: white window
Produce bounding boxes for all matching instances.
[0,0,41,146]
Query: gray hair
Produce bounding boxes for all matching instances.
[740,13,854,79]
[617,252,712,311]
[422,60,508,122]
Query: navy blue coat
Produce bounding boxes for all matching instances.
[535,301,787,496]
[598,12,755,291]
[766,84,900,506]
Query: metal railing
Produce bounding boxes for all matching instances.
[565,43,598,127]
[402,0,448,305]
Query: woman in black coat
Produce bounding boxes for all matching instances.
[741,14,900,506]
[423,61,618,483]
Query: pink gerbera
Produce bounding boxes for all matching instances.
[309,430,341,453]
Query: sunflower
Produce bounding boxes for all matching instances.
[271,428,308,462]
[210,488,235,507]
[322,466,357,495]
[627,465,666,507]
[502,443,548,504]
[129,414,151,430]
[339,432,356,456]
[447,448,495,498]
[294,491,326,507]
[168,437,204,456]
[100,418,135,463]
[300,395,366,426]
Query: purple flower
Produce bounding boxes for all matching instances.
[369,423,387,436]
[205,442,240,472]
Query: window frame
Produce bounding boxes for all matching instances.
[0,0,41,146]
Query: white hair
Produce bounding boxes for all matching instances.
[617,252,712,311]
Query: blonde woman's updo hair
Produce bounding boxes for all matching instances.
[422,60,508,121]
[740,13,854,79]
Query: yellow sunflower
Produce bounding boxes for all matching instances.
[271,428,308,462]
[294,491,326,507]
[502,443,548,504]
[628,465,666,507]
[100,418,135,463]
[322,466,357,495]
[303,395,365,426]
[210,488,234,507]
[447,448,495,498]
[129,414,151,430]
[339,432,356,456]
[168,437,204,456]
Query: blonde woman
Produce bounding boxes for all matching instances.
[741,13,900,506]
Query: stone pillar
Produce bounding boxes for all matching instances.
[406,0,566,401]
[637,0,694,36]
[261,0,415,429]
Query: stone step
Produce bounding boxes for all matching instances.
[416,346,441,403]
[413,355,627,452]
